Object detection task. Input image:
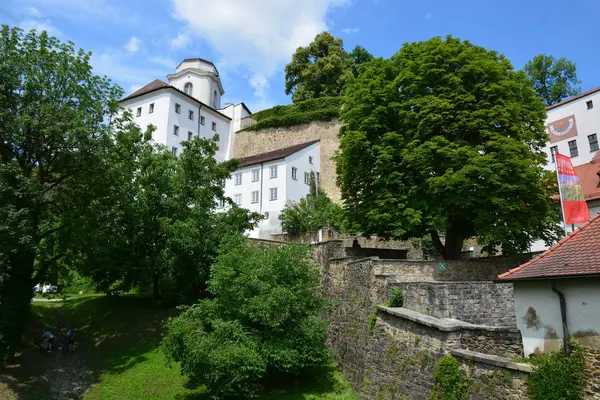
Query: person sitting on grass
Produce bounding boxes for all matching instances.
[64,328,76,352]
[41,330,55,352]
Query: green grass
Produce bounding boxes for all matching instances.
[1,295,356,400]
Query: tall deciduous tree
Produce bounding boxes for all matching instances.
[284,32,353,103]
[0,26,122,363]
[349,45,374,77]
[336,36,562,259]
[524,54,581,106]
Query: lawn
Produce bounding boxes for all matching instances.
[0,295,356,400]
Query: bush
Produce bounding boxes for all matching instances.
[430,356,471,400]
[162,235,330,398]
[387,288,404,307]
[527,339,586,400]
[247,97,342,131]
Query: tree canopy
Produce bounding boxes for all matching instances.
[524,54,581,106]
[284,32,373,103]
[162,236,329,398]
[0,25,122,363]
[336,36,562,259]
[279,173,344,236]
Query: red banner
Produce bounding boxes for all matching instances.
[556,153,590,224]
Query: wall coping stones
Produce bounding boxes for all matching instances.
[450,349,533,373]
[347,257,379,266]
[376,306,519,333]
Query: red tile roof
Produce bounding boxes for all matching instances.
[120,79,231,120]
[546,86,600,110]
[498,213,600,281]
[237,140,320,167]
[122,79,169,101]
[575,152,600,201]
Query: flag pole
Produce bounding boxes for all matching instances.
[552,147,569,236]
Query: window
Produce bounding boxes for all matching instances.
[136,107,141,117]
[213,90,218,108]
[264,211,270,219]
[269,188,278,201]
[212,122,217,132]
[251,191,259,204]
[149,103,154,114]
[291,167,298,180]
[218,198,226,208]
[175,103,181,114]
[200,116,205,126]
[252,169,260,182]
[172,147,178,156]
[550,146,558,163]
[234,173,242,185]
[189,110,194,120]
[587,100,594,110]
[304,172,310,185]
[234,194,241,205]
[269,166,277,179]
[568,140,578,158]
[173,125,179,136]
[188,131,193,141]
[316,172,320,183]
[184,82,193,95]
[589,134,599,152]
[309,156,313,164]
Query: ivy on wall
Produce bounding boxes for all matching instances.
[430,356,472,400]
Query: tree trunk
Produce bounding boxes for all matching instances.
[429,227,465,260]
[152,272,160,300]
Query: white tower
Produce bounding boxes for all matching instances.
[166,58,224,109]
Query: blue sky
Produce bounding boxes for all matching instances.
[1,0,599,112]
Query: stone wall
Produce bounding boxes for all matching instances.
[391,281,516,327]
[323,253,529,399]
[233,119,342,203]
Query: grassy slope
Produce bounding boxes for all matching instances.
[1,296,355,400]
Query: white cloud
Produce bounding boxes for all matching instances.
[342,27,360,34]
[151,56,177,70]
[130,84,143,94]
[425,13,433,20]
[170,0,351,100]
[124,36,141,53]
[19,19,62,37]
[170,32,191,49]
[27,6,43,18]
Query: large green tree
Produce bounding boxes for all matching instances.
[336,36,562,259]
[0,26,122,363]
[162,235,329,398]
[71,121,260,301]
[524,54,580,106]
[285,32,373,103]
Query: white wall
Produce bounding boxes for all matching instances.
[544,91,600,170]
[122,92,171,145]
[285,143,321,203]
[514,279,600,356]
[164,92,202,154]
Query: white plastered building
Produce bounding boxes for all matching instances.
[119,58,251,162]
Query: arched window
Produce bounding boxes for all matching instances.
[213,90,218,108]
[184,82,193,95]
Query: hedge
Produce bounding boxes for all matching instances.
[246,96,342,131]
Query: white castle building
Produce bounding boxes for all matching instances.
[119,58,321,239]
[120,58,251,161]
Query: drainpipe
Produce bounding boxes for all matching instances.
[551,281,570,355]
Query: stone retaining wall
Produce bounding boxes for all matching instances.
[391,281,517,327]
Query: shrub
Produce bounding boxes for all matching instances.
[430,356,471,400]
[368,311,378,333]
[162,235,330,398]
[527,339,586,400]
[387,288,404,307]
[247,97,342,131]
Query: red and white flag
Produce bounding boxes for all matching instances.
[556,153,590,224]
